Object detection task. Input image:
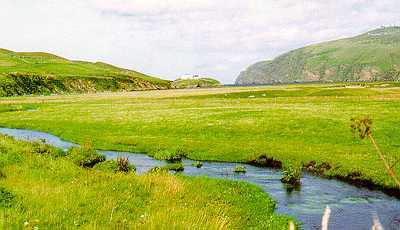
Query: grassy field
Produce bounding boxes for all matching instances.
[0,135,292,229]
[0,82,399,193]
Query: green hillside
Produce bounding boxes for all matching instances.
[172,77,221,89]
[236,26,400,84]
[0,49,171,96]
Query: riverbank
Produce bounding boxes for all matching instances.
[0,134,293,228]
[2,127,399,229]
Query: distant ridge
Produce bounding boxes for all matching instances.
[15,52,67,60]
[236,26,400,85]
[0,48,171,96]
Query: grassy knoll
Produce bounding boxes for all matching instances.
[0,135,291,229]
[0,49,171,96]
[0,83,399,193]
[172,78,221,88]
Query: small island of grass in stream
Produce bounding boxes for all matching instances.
[233,166,247,173]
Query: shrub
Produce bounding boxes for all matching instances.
[117,157,136,172]
[30,140,66,157]
[233,166,246,173]
[281,162,302,186]
[117,157,135,172]
[152,149,187,162]
[94,159,135,173]
[192,161,203,168]
[67,142,105,168]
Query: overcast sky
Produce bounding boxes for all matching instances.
[1,0,399,83]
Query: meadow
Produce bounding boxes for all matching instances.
[0,82,399,194]
[0,135,292,229]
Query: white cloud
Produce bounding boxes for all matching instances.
[0,0,399,83]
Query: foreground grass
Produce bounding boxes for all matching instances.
[0,83,399,192]
[0,135,291,229]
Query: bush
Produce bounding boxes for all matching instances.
[192,161,203,168]
[281,162,302,186]
[94,159,136,173]
[152,149,186,162]
[67,142,105,168]
[233,166,246,173]
[117,157,135,172]
[0,73,66,97]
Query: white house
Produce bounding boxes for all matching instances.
[178,74,200,80]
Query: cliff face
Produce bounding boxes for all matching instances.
[236,27,400,85]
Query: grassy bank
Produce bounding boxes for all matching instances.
[0,83,399,193]
[0,135,292,229]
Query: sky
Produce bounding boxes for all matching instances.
[0,1,399,83]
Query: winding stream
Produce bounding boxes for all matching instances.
[0,127,399,229]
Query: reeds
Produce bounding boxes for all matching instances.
[117,157,131,172]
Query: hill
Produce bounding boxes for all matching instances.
[0,49,171,96]
[172,77,221,89]
[236,26,400,84]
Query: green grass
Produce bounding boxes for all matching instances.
[281,161,302,185]
[93,159,135,173]
[0,49,171,96]
[151,148,186,162]
[192,161,203,168]
[233,166,247,173]
[161,163,185,172]
[0,84,399,192]
[0,135,292,229]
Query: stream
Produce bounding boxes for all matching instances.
[0,127,399,229]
